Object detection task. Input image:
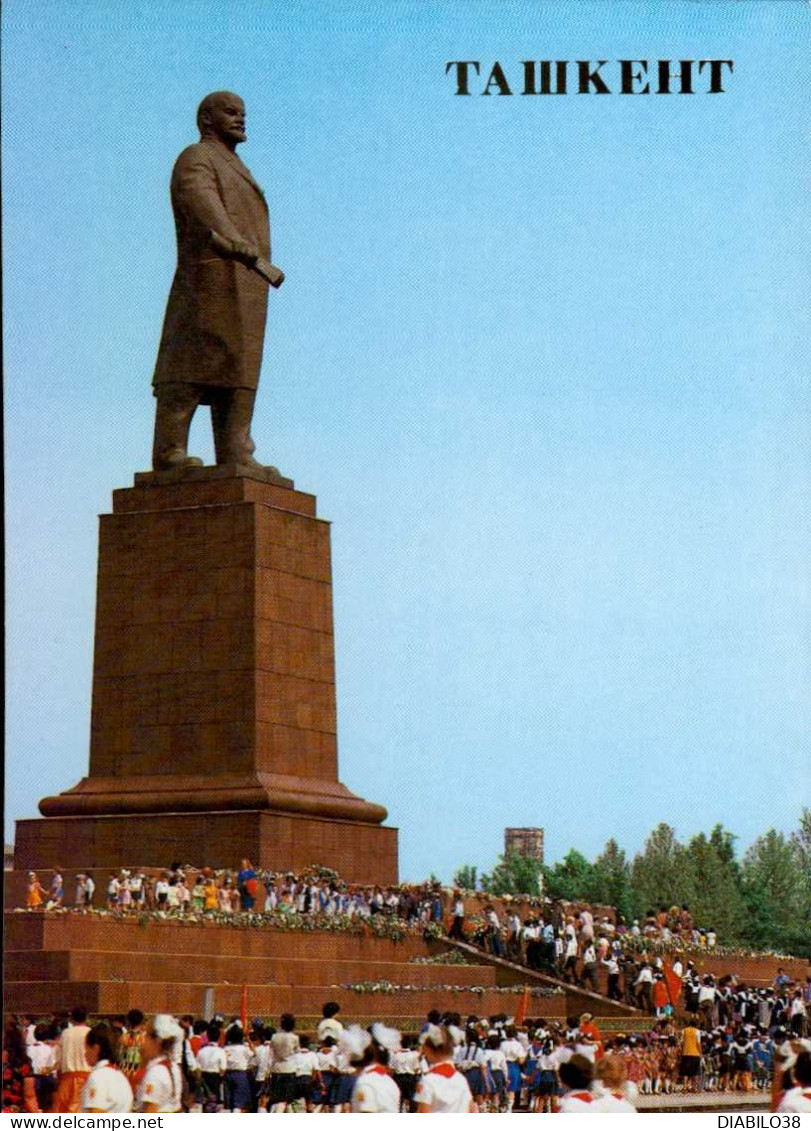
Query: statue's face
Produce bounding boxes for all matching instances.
[204,95,246,144]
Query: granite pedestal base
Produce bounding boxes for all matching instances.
[24,467,397,885]
[14,810,398,884]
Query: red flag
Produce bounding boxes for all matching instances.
[241,984,248,1033]
[663,962,682,1007]
[514,986,531,1026]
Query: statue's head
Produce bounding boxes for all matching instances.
[197,91,246,145]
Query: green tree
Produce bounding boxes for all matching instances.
[542,849,596,902]
[685,831,745,941]
[453,864,478,891]
[709,823,740,873]
[591,839,633,921]
[791,808,811,926]
[740,828,806,953]
[481,850,542,897]
[629,823,694,917]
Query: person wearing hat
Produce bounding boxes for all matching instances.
[415,1026,474,1113]
[136,1016,183,1112]
[345,1025,401,1113]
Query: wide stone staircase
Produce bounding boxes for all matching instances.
[441,938,640,1020]
[7,889,805,1030]
[4,912,572,1027]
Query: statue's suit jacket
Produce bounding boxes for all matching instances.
[153,136,270,393]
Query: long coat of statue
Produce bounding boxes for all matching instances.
[152,136,270,394]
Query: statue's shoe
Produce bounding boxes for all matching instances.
[231,455,282,476]
[153,452,205,471]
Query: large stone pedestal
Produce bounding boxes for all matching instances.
[22,468,397,883]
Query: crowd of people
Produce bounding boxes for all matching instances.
[6,1002,811,1114]
[24,867,728,950]
[24,866,742,961]
[22,864,811,1026]
[13,862,811,1113]
[25,863,449,926]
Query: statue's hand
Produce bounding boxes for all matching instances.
[230,238,259,266]
[266,264,285,289]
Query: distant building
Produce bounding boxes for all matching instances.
[505,827,544,865]
[4,844,14,871]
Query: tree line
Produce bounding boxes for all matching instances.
[453,809,811,957]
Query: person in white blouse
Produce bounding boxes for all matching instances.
[223,1024,255,1112]
[293,1036,320,1111]
[484,1033,508,1111]
[448,891,466,940]
[698,975,718,1027]
[778,1051,811,1113]
[593,1055,638,1113]
[500,1026,526,1112]
[391,1035,421,1112]
[557,1054,599,1112]
[312,1037,338,1112]
[28,1025,58,1113]
[269,1012,301,1112]
[80,1025,133,1114]
[317,1002,343,1043]
[415,1026,474,1113]
[196,1026,227,1110]
[251,1026,274,1111]
[341,1024,401,1113]
[135,1016,183,1113]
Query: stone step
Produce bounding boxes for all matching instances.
[446,939,641,1018]
[4,912,429,962]
[6,948,495,988]
[4,980,568,1021]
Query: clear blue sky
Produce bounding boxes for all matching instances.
[4,0,809,881]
